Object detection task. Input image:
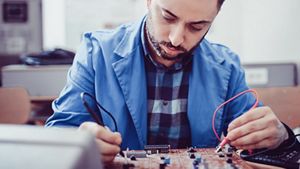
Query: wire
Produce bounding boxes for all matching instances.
[80,92,118,132]
[212,89,259,142]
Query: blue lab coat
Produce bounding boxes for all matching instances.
[46,16,257,150]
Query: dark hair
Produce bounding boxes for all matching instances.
[218,0,225,9]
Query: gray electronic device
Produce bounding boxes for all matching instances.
[243,63,298,87]
[0,125,102,169]
[0,0,43,55]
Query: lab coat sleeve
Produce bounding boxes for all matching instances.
[45,33,99,127]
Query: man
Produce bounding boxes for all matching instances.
[46,0,290,163]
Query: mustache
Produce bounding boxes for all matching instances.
[160,41,187,52]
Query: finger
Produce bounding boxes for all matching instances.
[227,116,268,141]
[96,139,121,156]
[228,107,269,131]
[95,127,122,145]
[105,126,112,131]
[237,137,278,150]
[230,129,270,147]
[101,155,116,163]
[79,122,122,145]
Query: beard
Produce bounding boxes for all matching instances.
[145,14,207,61]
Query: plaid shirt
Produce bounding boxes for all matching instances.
[144,54,192,149]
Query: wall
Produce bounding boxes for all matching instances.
[42,0,66,50]
[207,0,300,63]
[43,0,300,64]
[43,0,146,51]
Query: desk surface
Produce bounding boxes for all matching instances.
[107,148,254,169]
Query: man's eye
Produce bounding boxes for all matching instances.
[189,25,203,32]
[163,16,175,22]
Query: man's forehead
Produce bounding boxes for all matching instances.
[155,0,219,22]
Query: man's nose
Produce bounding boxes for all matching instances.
[169,24,185,47]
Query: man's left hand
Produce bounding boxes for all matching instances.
[226,106,289,150]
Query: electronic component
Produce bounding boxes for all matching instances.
[163,157,171,164]
[190,153,196,159]
[215,143,235,158]
[224,144,234,157]
[144,144,170,154]
[126,151,147,158]
[111,148,255,168]
[215,138,230,153]
[193,154,202,167]
[159,163,166,169]
[130,156,136,161]
[158,156,170,169]
[195,155,202,163]
[187,147,197,153]
[218,152,225,158]
[226,158,233,164]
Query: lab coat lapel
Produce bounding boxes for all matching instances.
[112,21,148,147]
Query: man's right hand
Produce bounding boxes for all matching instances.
[78,122,122,163]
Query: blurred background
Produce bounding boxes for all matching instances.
[0,0,299,127]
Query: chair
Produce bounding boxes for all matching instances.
[0,87,31,124]
[255,86,300,129]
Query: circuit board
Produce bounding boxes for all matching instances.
[107,148,253,169]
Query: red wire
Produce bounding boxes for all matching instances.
[212,89,259,142]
